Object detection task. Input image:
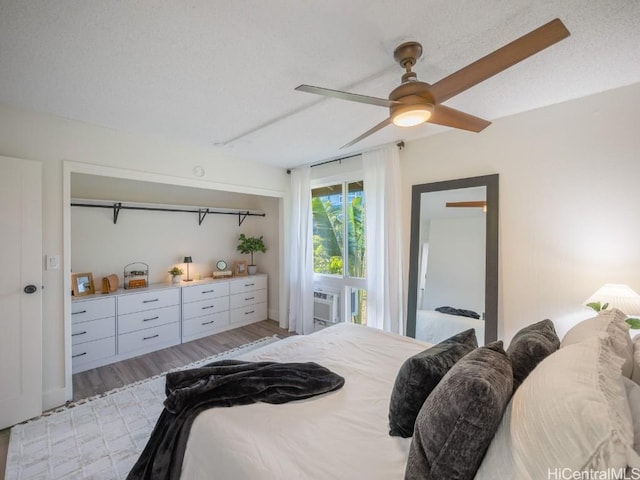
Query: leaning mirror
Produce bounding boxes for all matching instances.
[406,174,498,345]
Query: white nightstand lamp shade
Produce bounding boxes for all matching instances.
[584,284,640,316]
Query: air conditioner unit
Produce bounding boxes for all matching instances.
[313,290,339,325]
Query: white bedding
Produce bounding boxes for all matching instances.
[415,309,485,345]
[180,323,431,480]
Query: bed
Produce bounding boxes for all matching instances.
[180,323,430,479]
[174,310,640,479]
[415,309,485,345]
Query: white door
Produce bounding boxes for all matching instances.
[0,155,43,429]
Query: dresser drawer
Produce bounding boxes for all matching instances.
[118,321,180,355]
[229,276,267,295]
[182,281,229,303]
[72,317,115,345]
[182,296,229,320]
[229,288,267,310]
[72,336,115,366]
[118,305,180,334]
[117,288,180,315]
[230,302,267,325]
[71,297,115,324]
[182,311,230,339]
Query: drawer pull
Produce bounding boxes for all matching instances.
[72,352,87,358]
[72,310,87,315]
[143,334,159,340]
[201,320,214,325]
[72,331,87,337]
[202,305,215,310]
[202,289,214,294]
[143,299,159,303]
[143,316,160,322]
[245,296,255,301]
[244,283,255,287]
[245,310,255,315]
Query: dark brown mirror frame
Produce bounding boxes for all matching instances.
[406,174,499,343]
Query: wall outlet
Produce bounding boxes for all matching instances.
[46,255,60,270]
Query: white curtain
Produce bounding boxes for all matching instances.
[363,146,405,334]
[288,166,314,334]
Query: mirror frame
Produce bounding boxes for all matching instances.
[406,174,499,344]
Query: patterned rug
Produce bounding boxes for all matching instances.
[5,336,280,480]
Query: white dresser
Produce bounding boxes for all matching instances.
[71,296,116,373]
[117,286,181,358]
[71,274,268,373]
[229,275,268,326]
[182,280,230,342]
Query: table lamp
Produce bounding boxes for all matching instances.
[183,256,193,282]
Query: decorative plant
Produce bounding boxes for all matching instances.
[168,266,183,276]
[587,301,640,329]
[237,234,267,266]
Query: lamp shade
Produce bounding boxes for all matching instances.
[584,284,640,316]
[183,256,192,264]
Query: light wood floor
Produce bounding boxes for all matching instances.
[0,320,293,480]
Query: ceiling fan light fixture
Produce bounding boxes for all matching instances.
[391,104,434,127]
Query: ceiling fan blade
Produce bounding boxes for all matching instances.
[429,105,491,132]
[429,18,570,103]
[446,201,487,208]
[296,85,399,108]
[340,118,392,149]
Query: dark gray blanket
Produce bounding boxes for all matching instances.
[435,306,480,319]
[127,359,345,480]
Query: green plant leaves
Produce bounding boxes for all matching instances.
[626,318,640,329]
[586,301,602,312]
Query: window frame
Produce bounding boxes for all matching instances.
[311,172,366,325]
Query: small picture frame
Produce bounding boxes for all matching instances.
[233,260,248,277]
[72,272,95,296]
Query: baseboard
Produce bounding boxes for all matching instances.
[42,387,68,411]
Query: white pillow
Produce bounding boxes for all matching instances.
[475,335,640,480]
[562,308,633,378]
[632,334,640,385]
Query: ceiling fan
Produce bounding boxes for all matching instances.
[295,18,570,149]
[446,201,486,208]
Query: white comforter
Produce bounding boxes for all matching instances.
[180,323,431,480]
[415,309,485,345]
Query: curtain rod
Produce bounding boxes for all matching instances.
[286,141,404,174]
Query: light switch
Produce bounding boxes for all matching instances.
[46,255,60,270]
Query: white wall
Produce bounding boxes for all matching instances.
[400,82,640,343]
[423,216,486,315]
[0,102,288,409]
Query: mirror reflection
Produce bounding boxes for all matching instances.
[407,175,498,346]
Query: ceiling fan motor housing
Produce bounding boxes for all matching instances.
[389,81,435,121]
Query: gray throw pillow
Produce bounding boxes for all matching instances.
[405,341,513,480]
[507,319,560,390]
[388,329,477,438]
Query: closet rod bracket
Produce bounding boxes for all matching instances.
[113,202,122,224]
[198,208,209,226]
[238,211,249,226]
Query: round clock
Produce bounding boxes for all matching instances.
[216,260,228,271]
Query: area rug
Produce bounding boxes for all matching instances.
[5,335,280,480]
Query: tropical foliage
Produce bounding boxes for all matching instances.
[312,194,365,277]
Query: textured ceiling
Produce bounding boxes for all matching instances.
[1,1,639,169]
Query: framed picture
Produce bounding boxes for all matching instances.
[233,260,248,277]
[72,272,95,296]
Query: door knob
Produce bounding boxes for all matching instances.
[23,284,37,294]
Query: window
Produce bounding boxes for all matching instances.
[312,180,367,324]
